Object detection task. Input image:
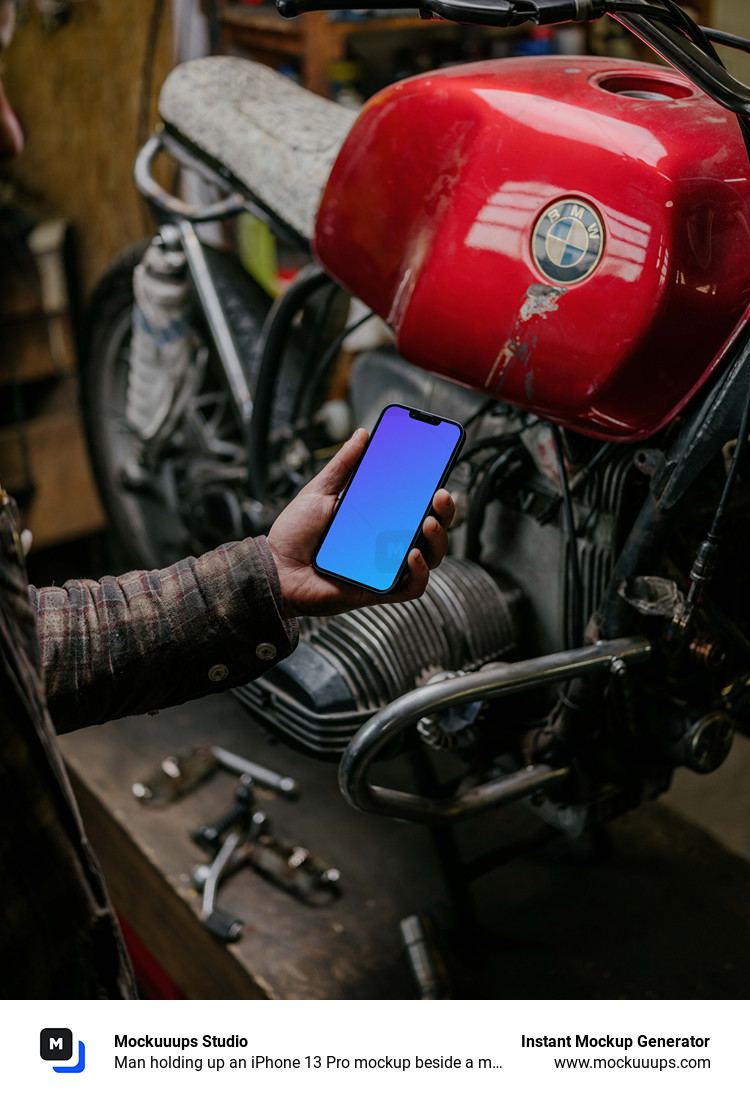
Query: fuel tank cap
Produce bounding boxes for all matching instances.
[592,70,698,100]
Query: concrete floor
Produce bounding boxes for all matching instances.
[664,735,750,861]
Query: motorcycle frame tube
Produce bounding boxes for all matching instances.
[175,218,255,431]
[134,134,248,224]
[136,129,310,251]
[245,264,334,501]
[338,637,651,823]
[653,329,750,513]
[592,323,750,640]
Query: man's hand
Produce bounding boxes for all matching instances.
[267,428,455,618]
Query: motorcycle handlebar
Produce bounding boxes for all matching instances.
[276,0,750,117]
[277,0,605,23]
[616,13,750,116]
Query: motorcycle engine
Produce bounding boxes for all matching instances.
[234,554,521,758]
[235,346,631,761]
[235,343,745,837]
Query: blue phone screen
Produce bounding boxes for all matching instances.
[315,405,463,591]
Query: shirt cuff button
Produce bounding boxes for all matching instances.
[256,643,277,661]
[208,663,229,682]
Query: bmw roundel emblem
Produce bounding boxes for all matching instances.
[532,199,605,285]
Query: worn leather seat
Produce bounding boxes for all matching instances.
[159,56,355,241]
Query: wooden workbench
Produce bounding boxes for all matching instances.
[60,692,449,999]
[60,689,750,1000]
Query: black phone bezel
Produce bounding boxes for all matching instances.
[312,403,465,594]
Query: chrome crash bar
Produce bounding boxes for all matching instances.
[338,636,653,825]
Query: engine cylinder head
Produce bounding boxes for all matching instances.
[234,556,522,757]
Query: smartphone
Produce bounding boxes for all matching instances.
[313,404,465,593]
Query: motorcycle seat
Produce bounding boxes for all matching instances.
[158,56,356,241]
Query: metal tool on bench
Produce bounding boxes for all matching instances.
[132,743,300,806]
[399,914,451,1000]
[191,775,341,941]
[191,777,266,941]
[243,834,341,903]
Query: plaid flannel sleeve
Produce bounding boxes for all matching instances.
[29,536,299,734]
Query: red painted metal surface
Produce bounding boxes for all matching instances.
[313,57,750,441]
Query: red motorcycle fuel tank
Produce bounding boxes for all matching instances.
[313,57,750,441]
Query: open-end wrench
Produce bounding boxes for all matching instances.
[191,793,270,941]
[210,746,299,799]
[132,745,299,806]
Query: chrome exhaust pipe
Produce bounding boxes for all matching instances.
[338,636,652,824]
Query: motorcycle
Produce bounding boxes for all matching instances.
[82,0,750,905]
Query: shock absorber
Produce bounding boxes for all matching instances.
[127,227,195,443]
